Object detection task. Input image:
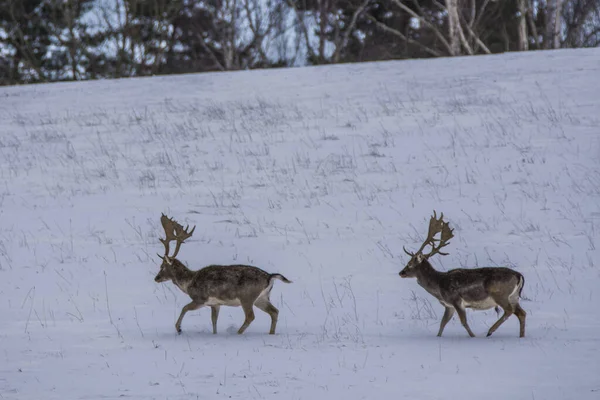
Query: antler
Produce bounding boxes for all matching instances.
[159,214,196,259]
[404,211,454,258]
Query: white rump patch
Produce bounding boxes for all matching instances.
[254,280,274,305]
[508,278,522,305]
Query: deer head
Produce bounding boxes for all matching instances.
[399,211,454,278]
[154,214,195,283]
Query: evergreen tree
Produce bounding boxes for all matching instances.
[0,0,94,84]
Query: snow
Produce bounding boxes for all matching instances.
[1,48,599,400]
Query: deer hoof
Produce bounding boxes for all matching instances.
[486,332,492,337]
[176,327,182,334]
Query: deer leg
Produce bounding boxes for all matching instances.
[486,307,514,337]
[175,301,203,334]
[437,307,455,337]
[454,304,476,337]
[514,304,527,338]
[255,297,279,335]
[210,306,220,334]
[237,301,256,335]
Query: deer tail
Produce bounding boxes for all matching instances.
[518,274,525,298]
[270,273,292,284]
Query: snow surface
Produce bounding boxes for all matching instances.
[1,48,599,400]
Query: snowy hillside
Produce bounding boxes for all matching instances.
[1,48,599,400]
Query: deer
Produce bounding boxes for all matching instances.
[399,211,526,338]
[153,214,292,335]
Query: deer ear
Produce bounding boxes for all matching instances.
[416,253,426,263]
[165,256,173,265]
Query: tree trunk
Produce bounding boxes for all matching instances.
[65,0,79,80]
[517,0,528,50]
[446,0,461,56]
[318,0,329,63]
[553,0,563,49]
[527,0,540,49]
[545,0,563,49]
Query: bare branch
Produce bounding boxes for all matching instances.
[332,0,371,63]
[389,0,453,56]
[463,23,492,54]
[527,1,540,49]
[288,0,318,62]
[242,0,270,65]
[196,31,226,71]
[367,15,444,57]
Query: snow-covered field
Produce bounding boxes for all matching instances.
[1,48,599,399]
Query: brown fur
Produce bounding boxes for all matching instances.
[155,257,291,335]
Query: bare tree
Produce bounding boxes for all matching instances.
[372,0,492,57]
[288,0,373,64]
[545,0,564,48]
[331,0,371,63]
[446,0,462,55]
[562,0,600,48]
[60,1,81,80]
[517,0,529,50]
[95,0,134,77]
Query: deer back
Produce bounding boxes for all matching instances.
[438,267,523,308]
[188,265,274,303]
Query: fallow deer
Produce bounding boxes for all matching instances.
[154,214,291,335]
[399,211,526,338]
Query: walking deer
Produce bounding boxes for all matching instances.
[399,211,526,338]
[154,214,291,335]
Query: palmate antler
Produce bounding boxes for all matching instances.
[158,213,195,260]
[403,211,454,258]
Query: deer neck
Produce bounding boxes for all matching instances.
[170,259,195,295]
[415,260,445,300]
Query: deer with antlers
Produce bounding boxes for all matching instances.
[154,214,291,335]
[399,211,526,338]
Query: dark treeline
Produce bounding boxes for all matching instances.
[0,0,599,86]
